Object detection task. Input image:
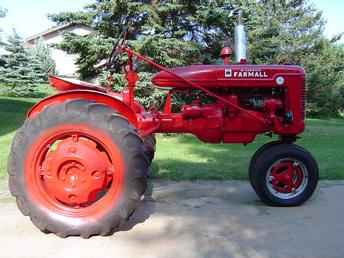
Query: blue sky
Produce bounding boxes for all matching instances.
[0,0,343,41]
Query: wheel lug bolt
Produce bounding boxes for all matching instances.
[69,195,76,201]
[68,147,77,153]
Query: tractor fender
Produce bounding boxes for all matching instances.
[27,90,138,127]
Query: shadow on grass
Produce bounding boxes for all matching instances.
[0,97,36,137]
[151,134,273,180]
[152,119,344,180]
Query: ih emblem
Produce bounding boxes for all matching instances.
[225,69,269,78]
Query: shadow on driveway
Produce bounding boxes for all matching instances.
[1,180,341,258]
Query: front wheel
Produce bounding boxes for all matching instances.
[250,144,318,206]
[8,100,148,238]
[249,141,281,190]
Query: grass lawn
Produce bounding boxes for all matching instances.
[0,96,343,180]
[0,97,39,180]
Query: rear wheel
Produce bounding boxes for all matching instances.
[250,144,318,206]
[143,134,156,164]
[8,100,148,238]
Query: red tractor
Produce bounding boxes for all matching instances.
[8,14,318,238]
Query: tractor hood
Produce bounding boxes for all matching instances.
[152,64,305,89]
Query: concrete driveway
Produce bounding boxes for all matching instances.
[0,180,343,258]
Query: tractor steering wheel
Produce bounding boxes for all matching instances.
[106,12,148,71]
[106,31,128,71]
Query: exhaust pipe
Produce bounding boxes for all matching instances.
[234,10,247,63]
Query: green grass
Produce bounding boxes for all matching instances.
[0,96,343,180]
[0,97,39,179]
[0,84,55,98]
[152,119,344,180]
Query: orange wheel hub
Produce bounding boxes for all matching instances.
[41,135,114,207]
[25,124,124,217]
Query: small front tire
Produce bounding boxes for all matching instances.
[250,144,318,206]
[249,141,281,190]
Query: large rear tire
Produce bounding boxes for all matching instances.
[8,99,148,238]
[143,134,156,164]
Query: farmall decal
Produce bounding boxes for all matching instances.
[225,68,269,79]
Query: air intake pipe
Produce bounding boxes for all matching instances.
[234,10,247,63]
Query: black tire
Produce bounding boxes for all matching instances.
[249,141,281,190]
[8,99,148,238]
[250,143,318,206]
[143,134,156,164]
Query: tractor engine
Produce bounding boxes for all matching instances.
[152,64,305,144]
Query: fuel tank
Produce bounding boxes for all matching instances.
[151,64,304,89]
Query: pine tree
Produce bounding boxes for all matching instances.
[29,37,56,80]
[51,0,237,78]
[0,6,7,65]
[0,31,40,96]
[49,0,344,115]
[51,0,329,74]
[242,0,325,64]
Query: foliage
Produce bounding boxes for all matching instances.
[99,71,165,108]
[51,0,236,78]
[48,11,94,26]
[28,37,56,80]
[0,5,7,63]
[50,0,344,116]
[0,32,48,96]
[59,33,113,78]
[303,42,344,117]
[244,0,325,64]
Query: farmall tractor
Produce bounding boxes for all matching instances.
[8,13,318,238]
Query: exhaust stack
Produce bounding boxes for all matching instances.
[234,10,247,63]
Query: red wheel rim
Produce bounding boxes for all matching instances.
[24,124,124,218]
[266,158,308,199]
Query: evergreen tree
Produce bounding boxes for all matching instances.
[243,0,325,64]
[0,6,7,65]
[49,0,344,116]
[0,31,41,96]
[50,0,236,78]
[29,37,56,80]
